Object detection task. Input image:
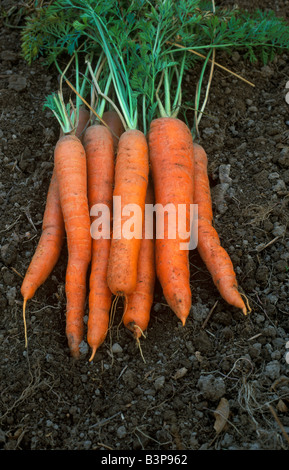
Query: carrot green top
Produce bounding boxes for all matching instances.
[43,50,92,135]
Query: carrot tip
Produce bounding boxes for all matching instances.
[23,298,28,349]
[240,292,251,316]
[68,344,81,359]
[70,352,81,360]
[176,314,187,327]
[89,347,97,362]
[136,337,146,364]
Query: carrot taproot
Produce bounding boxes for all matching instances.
[148,117,194,326]
[122,181,155,339]
[84,111,124,361]
[54,134,91,358]
[20,106,90,348]
[193,142,247,314]
[107,129,149,297]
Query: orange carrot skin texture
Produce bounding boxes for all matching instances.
[54,135,92,358]
[21,107,90,303]
[21,169,65,302]
[148,117,194,325]
[123,182,155,338]
[107,129,149,296]
[102,110,125,153]
[193,143,247,314]
[83,124,115,360]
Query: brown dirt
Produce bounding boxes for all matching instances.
[0,1,289,452]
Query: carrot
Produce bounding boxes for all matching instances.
[107,129,149,297]
[84,111,124,361]
[20,169,65,346]
[54,134,91,358]
[148,117,194,326]
[86,18,149,297]
[20,106,90,348]
[122,181,155,339]
[193,143,247,314]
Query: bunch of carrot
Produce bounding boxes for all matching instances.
[20,6,250,361]
[20,105,248,360]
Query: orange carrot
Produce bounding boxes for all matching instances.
[107,129,149,297]
[20,169,65,345]
[148,117,194,326]
[54,134,91,358]
[122,181,155,339]
[193,143,247,314]
[84,111,124,361]
[20,106,90,348]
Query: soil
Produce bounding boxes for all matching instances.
[1,0,289,453]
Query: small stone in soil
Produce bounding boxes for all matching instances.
[8,75,27,92]
[197,374,226,401]
[111,343,123,354]
[116,425,127,439]
[264,360,280,380]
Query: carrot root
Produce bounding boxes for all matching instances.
[55,134,91,358]
[23,298,28,348]
[84,119,121,360]
[107,129,149,296]
[193,142,248,315]
[122,182,155,337]
[148,117,194,324]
